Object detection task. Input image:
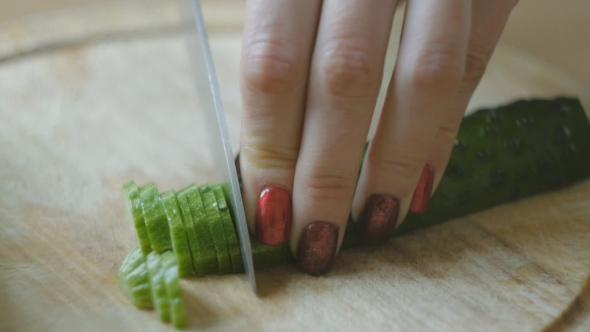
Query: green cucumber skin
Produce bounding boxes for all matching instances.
[146,251,171,323]
[122,182,152,257]
[176,190,206,277]
[212,184,244,273]
[161,191,194,278]
[184,185,218,275]
[200,185,232,275]
[161,251,188,330]
[140,183,172,254]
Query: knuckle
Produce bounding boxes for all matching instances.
[242,37,299,94]
[370,150,425,180]
[462,48,490,87]
[303,172,356,202]
[438,124,459,143]
[242,140,299,170]
[408,48,464,94]
[318,42,381,100]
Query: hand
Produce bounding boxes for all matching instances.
[238,0,519,275]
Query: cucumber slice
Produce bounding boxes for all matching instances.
[176,190,205,277]
[161,191,194,278]
[200,185,232,274]
[118,247,153,308]
[146,251,170,322]
[140,182,172,253]
[212,184,243,273]
[161,251,188,330]
[122,181,152,256]
[184,184,218,275]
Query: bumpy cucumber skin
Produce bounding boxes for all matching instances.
[122,182,152,256]
[161,191,194,278]
[177,190,206,277]
[184,185,218,275]
[200,185,232,275]
[212,184,244,273]
[161,251,188,330]
[118,248,153,308]
[374,97,590,243]
[146,251,171,322]
[140,183,172,254]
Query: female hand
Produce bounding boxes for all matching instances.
[238,0,519,275]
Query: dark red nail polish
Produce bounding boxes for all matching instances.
[255,187,292,246]
[357,194,400,246]
[297,221,339,276]
[409,164,434,214]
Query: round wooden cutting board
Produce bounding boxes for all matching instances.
[1,1,589,331]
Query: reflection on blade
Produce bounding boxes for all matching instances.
[181,0,256,293]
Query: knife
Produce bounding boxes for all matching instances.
[183,0,257,293]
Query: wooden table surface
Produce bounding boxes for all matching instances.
[1,1,589,331]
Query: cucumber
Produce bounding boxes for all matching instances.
[199,184,232,275]
[184,184,218,275]
[140,183,172,253]
[161,191,194,278]
[176,189,205,277]
[146,251,170,322]
[121,97,590,277]
[384,97,590,241]
[122,181,152,256]
[118,247,153,308]
[212,184,243,273]
[161,251,188,330]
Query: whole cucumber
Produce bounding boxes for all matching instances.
[123,97,590,274]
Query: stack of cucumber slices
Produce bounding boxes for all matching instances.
[117,97,590,329]
[119,181,244,329]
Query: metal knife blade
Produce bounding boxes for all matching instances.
[183,0,256,293]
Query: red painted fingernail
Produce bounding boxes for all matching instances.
[358,194,400,246]
[255,187,292,246]
[409,164,434,214]
[297,221,339,276]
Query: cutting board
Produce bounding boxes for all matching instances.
[1,1,589,331]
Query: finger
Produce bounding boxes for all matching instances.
[427,0,520,192]
[239,0,321,246]
[291,0,399,275]
[352,0,472,245]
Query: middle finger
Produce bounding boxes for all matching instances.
[291,0,399,275]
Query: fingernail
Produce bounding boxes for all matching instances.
[357,194,400,246]
[297,221,339,276]
[255,187,292,246]
[409,164,434,214]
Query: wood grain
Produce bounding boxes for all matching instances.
[0,1,589,331]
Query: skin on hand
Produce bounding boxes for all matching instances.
[239,0,520,275]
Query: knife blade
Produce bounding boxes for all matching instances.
[183,0,257,293]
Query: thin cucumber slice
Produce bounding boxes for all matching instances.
[212,184,243,273]
[200,185,232,274]
[122,181,152,256]
[184,184,218,275]
[161,191,194,278]
[140,183,172,253]
[176,190,205,277]
[146,251,170,322]
[118,247,153,308]
[161,251,188,330]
